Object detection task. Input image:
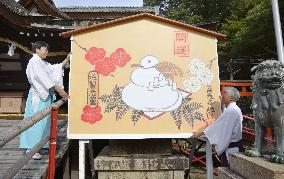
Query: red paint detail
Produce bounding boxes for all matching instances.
[174,31,189,57]
[48,108,58,179]
[175,31,188,42]
[85,47,106,65]
[95,57,116,76]
[85,47,131,76]
[142,112,165,120]
[174,44,189,56]
[110,48,131,67]
[81,105,103,124]
[178,88,192,94]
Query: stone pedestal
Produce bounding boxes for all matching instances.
[109,139,172,156]
[94,139,188,179]
[217,153,284,179]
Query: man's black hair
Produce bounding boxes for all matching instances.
[31,41,49,53]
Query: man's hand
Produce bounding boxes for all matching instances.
[192,130,203,138]
[191,124,207,138]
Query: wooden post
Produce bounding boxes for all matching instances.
[48,107,59,179]
[79,140,89,179]
[88,141,95,179]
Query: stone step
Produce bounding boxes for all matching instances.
[216,167,244,179]
[229,153,284,179]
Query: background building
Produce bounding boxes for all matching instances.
[0,0,157,113]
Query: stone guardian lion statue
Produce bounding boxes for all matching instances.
[246,60,284,163]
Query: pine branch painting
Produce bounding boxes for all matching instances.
[99,85,142,125]
[115,101,129,121]
[99,85,128,116]
[131,110,143,126]
[170,96,204,129]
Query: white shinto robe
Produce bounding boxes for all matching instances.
[26,54,64,110]
[204,102,243,156]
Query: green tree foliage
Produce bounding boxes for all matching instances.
[144,0,284,79]
[220,0,279,59]
[219,0,283,79]
[144,0,231,25]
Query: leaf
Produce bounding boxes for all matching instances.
[99,94,109,103]
[100,85,130,121]
[183,101,203,128]
[113,85,122,98]
[104,105,112,113]
[170,109,183,129]
[194,112,204,122]
[188,102,203,111]
[115,98,129,120]
[186,115,194,128]
[183,107,192,121]
[131,110,142,125]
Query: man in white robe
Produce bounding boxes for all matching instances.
[192,86,244,167]
[19,41,70,160]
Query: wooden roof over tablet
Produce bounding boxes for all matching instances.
[60,13,226,40]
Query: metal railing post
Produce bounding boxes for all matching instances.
[48,107,59,179]
[204,137,213,179]
[271,0,284,63]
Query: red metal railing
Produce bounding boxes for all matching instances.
[172,142,218,166]
[220,80,254,96]
[48,107,59,179]
[242,115,276,144]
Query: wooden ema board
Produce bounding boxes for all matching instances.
[68,18,221,139]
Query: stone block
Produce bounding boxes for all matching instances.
[229,153,284,179]
[98,171,184,179]
[216,167,244,179]
[109,139,172,156]
[94,146,188,171]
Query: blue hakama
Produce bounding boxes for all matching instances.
[19,89,55,149]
